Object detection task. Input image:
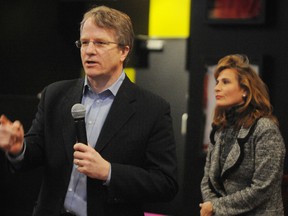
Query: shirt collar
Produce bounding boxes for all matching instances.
[83,72,125,97]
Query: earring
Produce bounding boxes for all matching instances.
[242,94,246,98]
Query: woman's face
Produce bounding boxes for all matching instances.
[214,68,246,108]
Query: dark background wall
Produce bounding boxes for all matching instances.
[184,0,288,215]
[136,39,189,216]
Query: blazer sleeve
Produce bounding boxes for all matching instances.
[106,97,178,203]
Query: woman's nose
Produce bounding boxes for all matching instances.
[214,83,220,92]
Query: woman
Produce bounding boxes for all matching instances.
[200,54,286,215]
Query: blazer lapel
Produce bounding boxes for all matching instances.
[209,130,242,195]
[61,79,84,163]
[95,77,136,152]
[221,141,241,177]
[209,120,259,194]
[221,126,252,178]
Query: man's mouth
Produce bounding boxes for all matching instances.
[86,60,96,64]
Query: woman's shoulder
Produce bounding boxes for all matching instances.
[256,117,279,130]
[253,117,284,142]
[237,117,279,140]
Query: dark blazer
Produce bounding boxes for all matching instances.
[21,76,178,216]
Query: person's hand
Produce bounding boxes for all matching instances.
[73,143,110,180]
[200,201,213,216]
[0,115,24,155]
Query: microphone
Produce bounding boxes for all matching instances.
[71,103,88,145]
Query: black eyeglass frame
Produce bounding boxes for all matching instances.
[75,40,124,48]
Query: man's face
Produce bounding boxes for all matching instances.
[79,17,128,81]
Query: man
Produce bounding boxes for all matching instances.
[0,5,178,216]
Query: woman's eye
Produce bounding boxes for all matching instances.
[222,79,230,84]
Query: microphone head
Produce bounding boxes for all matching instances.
[71,103,86,119]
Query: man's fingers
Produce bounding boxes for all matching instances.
[12,120,23,133]
[0,115,11,125]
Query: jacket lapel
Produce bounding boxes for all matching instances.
[61,79,84,163]
[221,126,252,178]
[95,77,136,152]
[209,119,259,195]
[221,141,241,176]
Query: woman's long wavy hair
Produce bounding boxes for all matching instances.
[213,54,277,129]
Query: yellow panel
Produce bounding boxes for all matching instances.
[149,0,191,38]
[125,68,136,83]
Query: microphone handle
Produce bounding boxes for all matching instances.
[74,118,88,145]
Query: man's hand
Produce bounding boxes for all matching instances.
[73,143,110,180]
[0,115,24,155]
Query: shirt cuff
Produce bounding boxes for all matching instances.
[103,163,111,186]
[6,142,26,163]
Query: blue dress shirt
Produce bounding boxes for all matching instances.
[63,72,125,216]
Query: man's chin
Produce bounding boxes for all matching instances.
[84,69,102,77]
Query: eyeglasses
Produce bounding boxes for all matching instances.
[75,40,121,49]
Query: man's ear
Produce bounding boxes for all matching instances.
[120,46,130,62]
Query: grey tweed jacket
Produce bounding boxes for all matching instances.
[201,117,286,216]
